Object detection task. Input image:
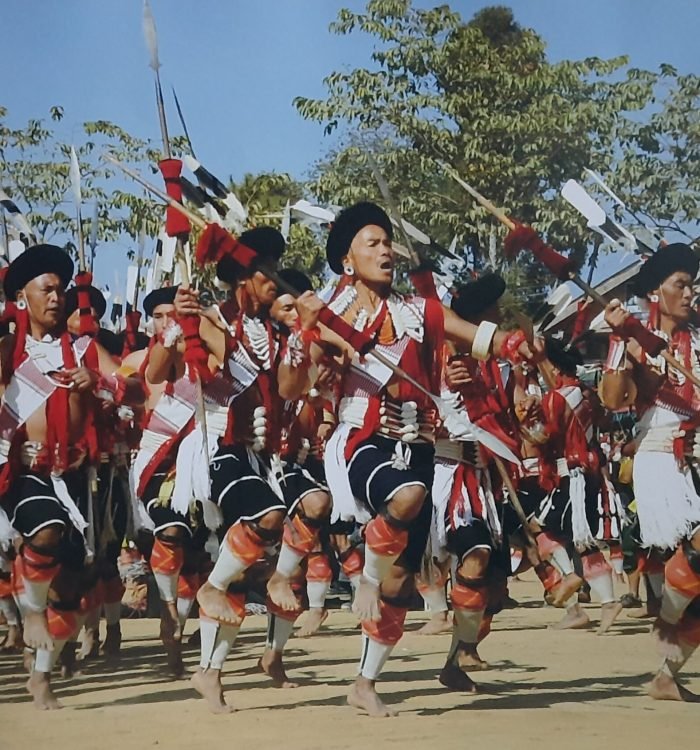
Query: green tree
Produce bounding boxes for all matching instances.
[294,2,693,310]
[0,106,186,260]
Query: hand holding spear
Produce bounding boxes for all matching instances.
[439,163,700,389]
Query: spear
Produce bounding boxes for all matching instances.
[69,146,86,271]
[89,199,99,268]
[440,164,700,389]
[143,0,170,160]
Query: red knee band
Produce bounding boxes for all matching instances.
[677,614,700,648]
[451,581,488,611]
[364,516,408,558]
[102,576,125,605]
[306,552,333,583]
[200,591,246,624]
[640,551,665,575]
[178,572,199,600]
[47,606,79,641]
[283,514,319,557]
[0,576,12,598]
[21,546,60,583]
[362,601,407,645]
[535,561,562,593]
[340,547,364,579]
[536,531,564,560]
[150,538,184,576]
[225,523,266,566]
[266,587,305,622]
[665,547,700,599]
[581,551,611,580]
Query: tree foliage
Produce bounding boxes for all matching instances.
[0,105,187,260]
[294,1,699,310]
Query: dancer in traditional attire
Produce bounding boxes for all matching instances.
[602,243,700,700]
[0,245,143,708]
[125,285,210,675]
[64,285,130,662]
[162,227,329,711]
[284,202,537,716]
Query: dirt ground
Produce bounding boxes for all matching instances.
[1,575,697,750]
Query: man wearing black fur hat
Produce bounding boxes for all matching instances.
[0,244,143,709]
[124,284,207,676]
[603,243,700,701]
[284,202,538,716]
[522,337,624,634]
[167,227,332,711]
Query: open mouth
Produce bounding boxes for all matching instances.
[378,259,393,272]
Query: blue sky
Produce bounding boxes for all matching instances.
[2,0,698,290]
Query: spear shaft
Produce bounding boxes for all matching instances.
[444,167,700,390]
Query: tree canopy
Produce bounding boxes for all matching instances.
[294,1,700,308]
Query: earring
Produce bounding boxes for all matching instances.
[343,265,355,277]
[16,298,26,310]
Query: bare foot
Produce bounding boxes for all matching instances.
[296,608,328,638]
[551,573,583,608]
[457,645,489,671]
[78,627,100,661]
[597,602,623,635]
[191,668,235,714]
[347,677,397,717]
[267,572,300,612]
[652,618,684,662]
[439,662,479,693]
[0,625,23,652]
[27,672,62,710]
[196,583,243,626]
[23,610,53,651]
[102,624,121,659]
[352,577,381,622]
[416,612,452,635]
[160,602,184,678]
[648,671,700,702]
[258,649,299,688]
[550,605,590,630]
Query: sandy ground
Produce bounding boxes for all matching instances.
[1,575,697,750]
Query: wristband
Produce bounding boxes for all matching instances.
[471,321,498,361]
[499,329,528,365]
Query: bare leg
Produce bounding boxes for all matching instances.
[267,572,302,612]
[258,648,299,688]
[27,672,62,710]
[296,608,328,638]
[23,611,53,651]
[196,582,244,626]
[597,601,624,635]
[191,668,235,714]
[416,610,453,635]
[160,601,184,677]
[648,671,700,702]
[550,603,590,630]
[348,675,397,717]
[352,577,382,622]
